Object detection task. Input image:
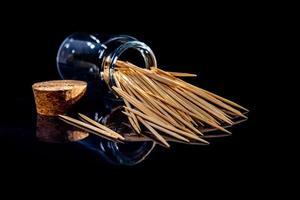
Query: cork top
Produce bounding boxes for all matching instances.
[32,80,87,116]
[32,80,87,91]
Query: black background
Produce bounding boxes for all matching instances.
[0,4,275,195]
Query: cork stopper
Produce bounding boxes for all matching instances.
[32,80,87,116]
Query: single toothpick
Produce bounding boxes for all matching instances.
[151,67,197,77]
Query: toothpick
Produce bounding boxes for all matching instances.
[152,67,197,77]
[137,116,170,148]
[114,60,247,142]
[115,72,141,133]
[174,87,234,124]
[122,78,186,129]
[124,107,208,144]
[78,113,125,140]
[59,115,124,141]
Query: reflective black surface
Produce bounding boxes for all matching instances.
[0,11,268,192]
[0,82,256,180]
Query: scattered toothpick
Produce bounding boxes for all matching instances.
[114,61,248,146]
[58,60,247,148]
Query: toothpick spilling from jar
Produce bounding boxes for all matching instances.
[110,60,248,147]
[58,61,248,147]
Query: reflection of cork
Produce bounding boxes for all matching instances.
[36,114,89,143]
[32,80,87,116]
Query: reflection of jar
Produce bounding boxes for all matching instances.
[79,106,156,166]
[56,33,157,99]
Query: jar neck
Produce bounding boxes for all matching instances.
[101,39,157,90]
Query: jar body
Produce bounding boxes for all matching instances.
[57,33,157,158]
[56,33,157,97]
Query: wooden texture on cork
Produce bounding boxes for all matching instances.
[32,80,87,116]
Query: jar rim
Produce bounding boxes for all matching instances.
[102,40,157,91]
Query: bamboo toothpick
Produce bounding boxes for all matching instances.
[137,116,170,148]
[174,87,234,124]
[59,115,124,141]
[127,63,246,117]
[123,78,186,129]
[111,60,247,146]
[124,107,208,144]
[114,72,141,133]
[151,67,197,77]
[122,110,189,143]
[77,113,125,139]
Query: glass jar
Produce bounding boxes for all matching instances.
[56,33,157,163]
[56,32,157,98]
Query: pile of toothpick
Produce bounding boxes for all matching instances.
[60,61,248,147]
